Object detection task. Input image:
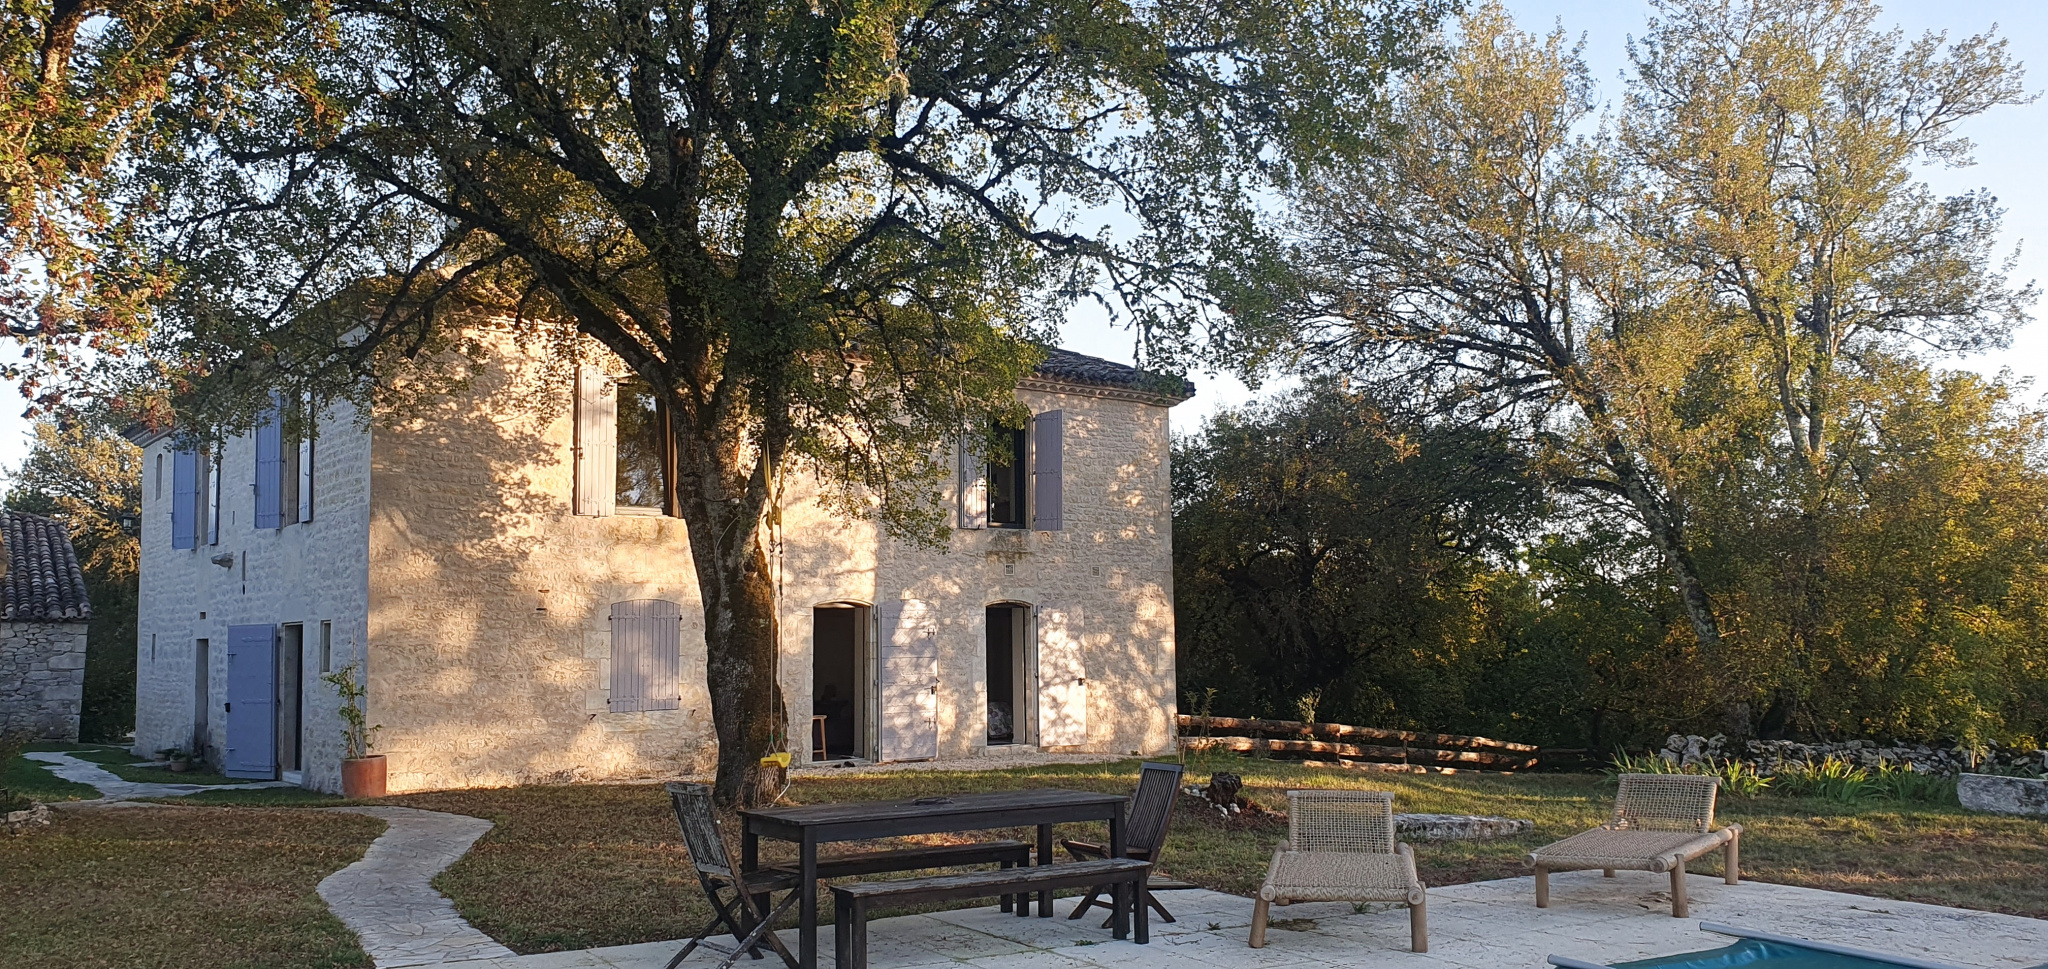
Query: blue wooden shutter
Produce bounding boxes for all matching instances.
[254,403,283,529]
[1031,410,1063,531]
[171,449,199,549]
[206,453,221,545]
[609,599,680,711]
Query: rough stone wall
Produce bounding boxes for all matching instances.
[131,404,373,792]
[0,621,89,739]
[362,332,1178,792]
[772,385,1180,762]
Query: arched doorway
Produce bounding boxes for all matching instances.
[811,602,870,760]
[985,602,1033,746]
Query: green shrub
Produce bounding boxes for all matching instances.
[1867,762,1959,805]
[1773,757,1873,803]
[1604,751,1769,798]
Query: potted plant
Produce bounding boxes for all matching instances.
[324,663,385,797]
[157,747,197,772]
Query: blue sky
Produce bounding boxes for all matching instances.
[1,0,2041,468]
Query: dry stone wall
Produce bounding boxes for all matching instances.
[0,621,88,740]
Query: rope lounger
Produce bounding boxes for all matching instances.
[1527,774,1742,918]
[1250,790,1428,953]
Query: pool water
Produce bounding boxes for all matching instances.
[1616,938,1923,969]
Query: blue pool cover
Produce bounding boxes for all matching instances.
[1613,939,1937,969]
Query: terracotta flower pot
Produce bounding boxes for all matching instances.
[341,755,387,798]
[167,759,191,773]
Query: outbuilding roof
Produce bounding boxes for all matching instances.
[1,512,93,622]
[1030,347,1195,404]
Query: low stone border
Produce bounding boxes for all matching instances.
[3,799,51,833]
[1958,773,2048,817]
[1395,813,1532,841]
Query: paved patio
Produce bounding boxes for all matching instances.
[443,871,2048,969]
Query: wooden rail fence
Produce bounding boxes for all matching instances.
[1177,715,1546,771]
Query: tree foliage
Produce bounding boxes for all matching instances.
[1239,0,2042,740]
[30,0,1451,801]
[3,408,143,741]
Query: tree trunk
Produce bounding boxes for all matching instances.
[694,517,781,808]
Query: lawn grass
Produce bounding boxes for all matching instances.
[67,745,265,786]
[385,754,2048,955]
[0,804,381,969]
[3,750,101,803]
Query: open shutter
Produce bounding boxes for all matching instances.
[574,366,618,517]
[1031,410,1063,531]
[875,599,940,761]
[297,397,315,523]
[956,435,987,530]
[1036,601,1086,746]
[171,450,199,549]
[254,404,283,529]
[609,599,681,711]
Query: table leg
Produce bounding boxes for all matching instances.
[1036,823,1054,917]
[742,826,770,952]
[1108,806,1128,941]
[801,832,820,969]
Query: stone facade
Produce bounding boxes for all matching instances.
[133,329,1185,794]
[131,402,372,790]
[0,621,89,739]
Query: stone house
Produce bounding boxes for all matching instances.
[0,512,94,741]
[129,332,1190,793]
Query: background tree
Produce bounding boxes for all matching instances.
[91,0,1452,803]
[1258,0,2037,739]
[3,407,142,741]
[1172,377,1543,731]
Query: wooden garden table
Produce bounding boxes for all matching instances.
[740,788,1129,969]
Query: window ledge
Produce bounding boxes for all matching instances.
[614,506,667,517]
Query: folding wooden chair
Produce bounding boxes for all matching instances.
[664,782,802,969]
[1063,761,1194,926]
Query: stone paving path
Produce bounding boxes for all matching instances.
[317,806,517,968]
[441,874,2048,969]
[22,750,296,800]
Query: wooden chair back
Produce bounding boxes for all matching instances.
[667,781,739,879]
[1125,761,1185,856]
[1285,789,1396,855]
[1613,773,1718,832]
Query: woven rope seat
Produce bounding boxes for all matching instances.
[1250,790,1427,953]
[1526,774,1742,919]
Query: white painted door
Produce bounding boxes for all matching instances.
[1036,601,1086,747]
[875,599,939,762]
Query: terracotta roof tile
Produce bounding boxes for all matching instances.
[2,512,93,622]
[1032,347,1195,402]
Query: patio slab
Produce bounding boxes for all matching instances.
[449,871,2048,969]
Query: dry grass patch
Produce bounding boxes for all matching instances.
[0,804,381,969]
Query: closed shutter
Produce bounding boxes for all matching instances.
[875,599,940,761]
[609,599,681,711]
[254,403,283,529]
[956,435,987,530]
[171,449,199,549]
[574,365,617,517]
[1031,410,1063,531]
[1036,601,1086,746]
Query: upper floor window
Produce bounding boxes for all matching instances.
[254,395,314,529]
[987,424,1029,528]
[616,377,669,512]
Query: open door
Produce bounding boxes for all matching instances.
[875,599,939,762]
[223,624,278,779]
[1036,602,1086,747]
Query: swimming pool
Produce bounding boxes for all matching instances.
[1547,922,1978,969]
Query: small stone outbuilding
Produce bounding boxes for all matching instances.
[0,512,94,740]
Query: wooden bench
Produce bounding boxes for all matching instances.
[831,859,1151,969]
[814,841,1035,914]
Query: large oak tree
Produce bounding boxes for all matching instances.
[19,0,1450,802]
